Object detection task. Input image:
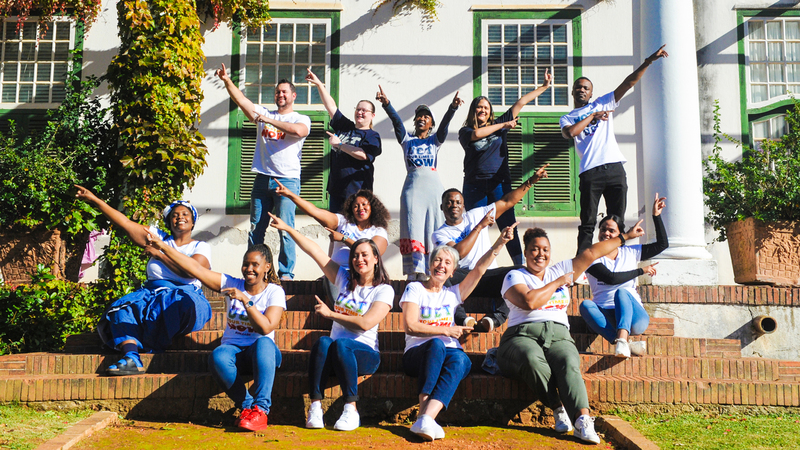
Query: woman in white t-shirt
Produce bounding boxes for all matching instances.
[498,224,644,445]
[581,193,668,358]
[147,238,285,433]
[400,224,516,441]
[268,213,394,432]
[75,186,211,377]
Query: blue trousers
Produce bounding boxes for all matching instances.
[462,178,523,264]
[579,289,650,344]
[209,337,282,412]
[249,174,300,279]
[402,339,471,409]
[308,336,381,403]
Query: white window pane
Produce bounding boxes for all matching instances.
[787,42,800,61]
[751,63,767,82]
[769,84,786,98]
[769,63,785,82]
[750,42,766,61]
[751,84,768,102]
[771,115,787,138]
[789,83,800,93]
[767,21,783,39]
[787,64,800,82]
[749,20,765,40]
[768,42,784,61]
[752,120,768,139]
[487,24,502,43]
[787,21,800,40]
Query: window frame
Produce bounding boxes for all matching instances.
[473,9,582,217]
[225,11,340,215]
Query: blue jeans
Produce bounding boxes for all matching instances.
[579,289,650,344]
[402,339,471,409]
[308,336,381,403]
[250,174,300,278]
[209,337,282,412]
[462,178,523,264]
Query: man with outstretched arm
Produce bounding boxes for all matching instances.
[217,63,311,280]
[432,165,549,331]
[561,45,668,254]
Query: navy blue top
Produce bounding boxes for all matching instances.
[327,109,382,202]
[458,107,514,181]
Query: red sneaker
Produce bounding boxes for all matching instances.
[235,408,253,428]
[239,405,269,431]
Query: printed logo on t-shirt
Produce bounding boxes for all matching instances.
[334,294,369,317]
[261,123,286,140]
[419,304,454,327]
[473,134,500,152]
[540,285,570,311]
[407,143,436,168]
[577,111,602,139]
[339,131,363,146]
[227,308,256,334]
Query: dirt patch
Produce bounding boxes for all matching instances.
[72,420,619,449]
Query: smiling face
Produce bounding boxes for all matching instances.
[274,82,296,109]
[351,241,378,281]
[572,78,593,107]
[429,248,456,282]
[475,98,492,127]
[352,196,372,226]
[354,101,375,129]
[598,218,621,242]
[167,205,194,235]
[441,191,465,225]
[524,237,551,276]
[241,251,270,286]
[414,113,433,135]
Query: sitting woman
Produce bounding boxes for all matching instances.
[581,193,668,358]
[275,181,389,302]
[401,224,516,441]
[147,237,284,432]
[269,213,394,431]
[498,223,644,444]
[75,185,211,376]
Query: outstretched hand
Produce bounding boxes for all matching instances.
[267,212,286,231]
[542,68,552,87]
[502,117,519,130]
[326,131,342,149]
[647,44,669,63]
[494,222,519,247]
[216,63,230,83]
[478,210,496,229]
[274,179,293,198]
[623,220,645,240]
[525,164,550,187]
[375,85,389,106]
[305,67,322,86]
[451,91,464,109]
[560,271,574,287]
[313,295,333,319]
[593,110,613,121]
[74,184,98,204]
[222,287,251,305]
[643,262,659,277]
[652,192,667,216]
[324,227,345,243]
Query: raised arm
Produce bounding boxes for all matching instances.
[504,272,574,311]
[493,164,549,216]
[147,233,223,291]
[254,114,309,138]
[377,85,406,143]
[223,287,283,336]
[217,63,257,123]
[306,67,337,118]
[435,91,463,143]
[572,220,646,278]
[274,180,338,229]
[268,213,339,283]
[470,117,518,141]
[614,45,668,102]
[510,69,551,118]
[641,192,669,260]
[327,131,368,161]
[586,263,644,285]
[458,223,516,299]
[75,185,149,247]
[313,294,392,332]
[449,210,495,259]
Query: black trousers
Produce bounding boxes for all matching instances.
[577,162,627,254]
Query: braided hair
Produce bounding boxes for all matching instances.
[246,244,281,286]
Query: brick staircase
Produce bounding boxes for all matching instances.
[1,281,799,425]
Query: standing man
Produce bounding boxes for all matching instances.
[217,63,311,280]
[561,45,668,254]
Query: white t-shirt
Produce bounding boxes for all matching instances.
[586,245,643,309]
[330,268,395,351]
[219,274,287,346]
[432,204,498,270]
[501,260,573,328]
[252,105,312,179]
[146,227,211,289]
[559,92,626,174]
[330,214,389,267]
[399,282,463,352]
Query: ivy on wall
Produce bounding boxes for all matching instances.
[374,0,441,21]
[0,0,102,27]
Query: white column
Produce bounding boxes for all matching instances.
[639,0,717,285]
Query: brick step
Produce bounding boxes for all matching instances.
[4,371,798,408]
[2,350,785,383]
[778,361,800,382]
[62,329,737,357]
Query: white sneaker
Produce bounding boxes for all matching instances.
[614,339,631,358]
[479,317,495,332]
[463,317,477,328]
[306,402,324,429]
[629,340,647,356]
[410,415,436,441]
[553,406,573,433]
[333,405,360,431]
[573,414,601,444]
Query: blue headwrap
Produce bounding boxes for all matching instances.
[162,200,198,224]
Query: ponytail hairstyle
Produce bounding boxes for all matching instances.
[246,244,281,286]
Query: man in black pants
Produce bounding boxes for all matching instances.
[432,166,548,331]
[561,44,668,254]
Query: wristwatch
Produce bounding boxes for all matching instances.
[246,300,255,308]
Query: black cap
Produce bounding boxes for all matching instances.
[414,104,435,127]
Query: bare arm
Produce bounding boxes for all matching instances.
[326,228,389,256]
[269,213,339,283]
[402,302,473,338]
[458,223,516,299]
[224,287,283,335]
[143,244,210,278]
[217,63,258,123]
[274,180,338,229]
[470,118,517,141]
[306,67,338,118]
[451,210,495,258]
[147,233,223,291]
[328,132,368,161]
[509,69,551,118]
[561,110,612,139]
[255,115,310,138]
[614,45,668,102]
[75,185,149,247]
[494,164,550,216]
[313,295,392,332]
[503,273,574,311]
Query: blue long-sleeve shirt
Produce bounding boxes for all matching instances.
[382,102,456,172]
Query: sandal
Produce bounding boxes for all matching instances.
[107,353,145,376]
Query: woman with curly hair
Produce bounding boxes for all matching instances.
[274,182,390,301]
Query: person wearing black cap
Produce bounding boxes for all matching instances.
[375,86,463,280]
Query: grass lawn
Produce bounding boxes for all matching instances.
[0,403,95,450]
[615,410,800,450]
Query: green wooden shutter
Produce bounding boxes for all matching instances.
[0,110,50,139]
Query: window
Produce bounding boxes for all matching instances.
[474,10,581,216]
[752,114,787,147]
[226,12,340,214]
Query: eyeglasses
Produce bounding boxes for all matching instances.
[355,108,374,114]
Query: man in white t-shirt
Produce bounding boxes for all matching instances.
[432,166,548,330]
[217,63,311,280]
[560,45,668,254]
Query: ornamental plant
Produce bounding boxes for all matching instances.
[702,99,800,241]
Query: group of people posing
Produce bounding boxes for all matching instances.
[74,45,671,444]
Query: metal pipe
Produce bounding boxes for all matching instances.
[752,315,777,335]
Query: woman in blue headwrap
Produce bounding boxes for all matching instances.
[75,185,212,376]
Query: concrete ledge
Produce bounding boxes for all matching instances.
[597,415,660,450]
[35,410,118,450]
